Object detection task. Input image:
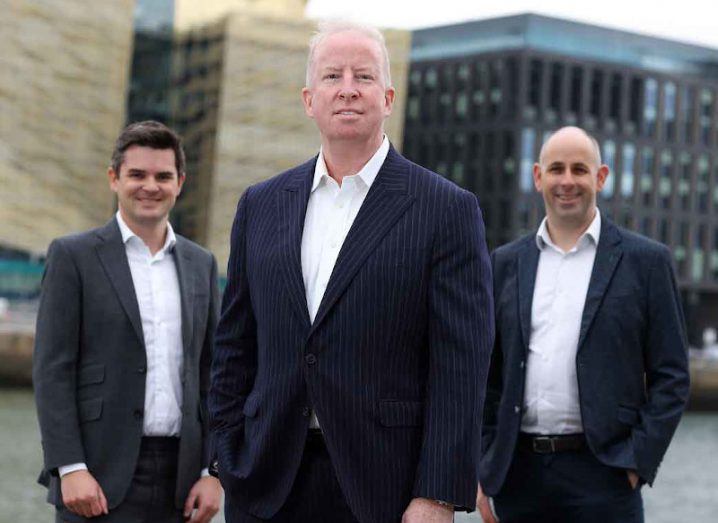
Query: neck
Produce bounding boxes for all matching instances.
[545,208,596,252]
[120,210,168,255]
[321,134,383,185]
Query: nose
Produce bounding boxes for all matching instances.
[338,76,359,101]
[142,177,160,193]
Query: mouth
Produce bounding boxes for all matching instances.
[555,194,580,204]
[334,110,362,116]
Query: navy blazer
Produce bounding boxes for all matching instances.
[210,146,494,522]
[480,217,690,496]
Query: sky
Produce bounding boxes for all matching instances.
[305,0,718,49]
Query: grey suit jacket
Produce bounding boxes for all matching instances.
[33,218,219,509]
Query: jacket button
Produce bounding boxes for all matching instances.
[133,409,144,419]
[514,405,520,414]
[138,366,146,374]
[305,353,317,365]
[519,360,525,369]
[302,407,311,417]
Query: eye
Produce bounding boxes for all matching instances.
[324,73,340,80]
[357,74,374,81]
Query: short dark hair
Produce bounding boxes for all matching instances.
[110,120,185,176]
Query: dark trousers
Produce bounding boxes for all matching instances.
[493,442,643,523]
[56,437,183,523]
[226,431,358,523]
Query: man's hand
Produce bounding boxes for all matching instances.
[60,470,108,518]
[476,483,498,523]
[401,497,453,523]
[183,476,222,523]
[627,470,640,490]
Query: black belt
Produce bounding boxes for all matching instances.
[518,432,586,453]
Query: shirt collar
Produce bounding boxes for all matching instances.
[536,208,602,252]
[115,211,176,254]
[311,135,390,193]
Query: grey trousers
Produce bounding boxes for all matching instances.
[55,437,183,523]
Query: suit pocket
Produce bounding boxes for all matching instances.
[378,399,424,427]
[78,364,105,386]
[617,405,640,426]
[78,398,103,423]
[242,394,260,418]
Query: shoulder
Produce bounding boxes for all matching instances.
[246,156,317,198]
[492,233,534,262]
[174,235,215,266]
[611,223,671,259]
[46,222,112,257]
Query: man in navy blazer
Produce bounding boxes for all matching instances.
[477,127,689,522]
[209,21,493,523]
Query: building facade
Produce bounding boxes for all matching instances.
[403,14,718,343]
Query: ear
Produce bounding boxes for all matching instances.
[532,163,542,192]
[177,173,186,195]
[596,164,609,191]
[302,87,314,119]
[383,86,396,117]
[107,167,119,192]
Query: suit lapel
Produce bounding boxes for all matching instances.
[276,160,315,330]
[309,148,415,335]
[517,237,540,351]
[173,238,195,358]
[578,218,623,349]
[95,219,144,347]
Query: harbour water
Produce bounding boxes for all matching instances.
[2,389,716,523]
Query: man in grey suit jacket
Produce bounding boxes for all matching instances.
[34,121,222,523]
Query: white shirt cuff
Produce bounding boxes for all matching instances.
[58,463,88,477]
[200,468,210,477]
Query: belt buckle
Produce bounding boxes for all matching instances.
[532,436,555,453]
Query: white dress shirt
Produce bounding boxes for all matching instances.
[521,209,601,435]
[59,212,184,477]
[300,136,389,428]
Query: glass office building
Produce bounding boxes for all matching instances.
[402,14,718,342]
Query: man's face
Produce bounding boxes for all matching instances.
[302,31,395,146]
[533,128,608,229]
[108,145,184,228]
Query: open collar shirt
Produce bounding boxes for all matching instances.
[521,209,601,435]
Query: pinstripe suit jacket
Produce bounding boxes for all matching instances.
[210,146,494,522]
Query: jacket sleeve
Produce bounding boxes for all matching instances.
[631,245,690,484]
[481,252,503,455]
[209,189,258,440]
[412,190,494,509]
[33,239,86,474]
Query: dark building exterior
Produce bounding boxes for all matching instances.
[402,13,718,343]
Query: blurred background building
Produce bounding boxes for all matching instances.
[402,14,718,344]
[2,3,718,345]
[0,0,135,301]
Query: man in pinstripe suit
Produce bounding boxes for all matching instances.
[210,21,494,523]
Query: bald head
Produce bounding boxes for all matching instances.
[538,126,602,168]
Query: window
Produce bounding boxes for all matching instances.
[588,70,604,127]
[568,66,583,123]
[663,82,677,140]
[681,86,695,144]
[602,140,616,199]
[608,73,622,132]
[527,59,543,120]
[700,88,714,146]
[627,77,642,135]
[621,143,636,199]
[640,147,654,206]
[643,78,658,137]
[659,150,673,209]
[547,63,563,123]
[520,128,536,193]
[678,152,692,211]
[697,155,709,212]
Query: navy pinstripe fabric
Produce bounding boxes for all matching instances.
[210,146,494,522]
